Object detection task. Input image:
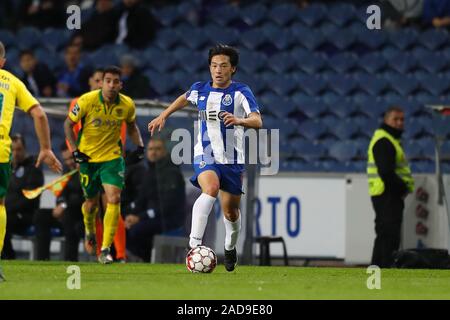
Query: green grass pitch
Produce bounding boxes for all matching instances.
[0,260,449,299]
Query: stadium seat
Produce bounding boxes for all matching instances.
[355,74,388,96]
[297,4,326,27]
[148,73,177,96]
[326,75,358,96]
[327,3,357,27]
[291,96,326,119]
[291,28,324,51]
[295,120,328,141]
[143,48,178,73]
[178,27,210,50]
[205,25,239,46]
[388,28,419,50]
[328,141,360,162]
[41,28,70,52]
[206,5,241,26]
[416,52,448,74]
[418,29,449,51]
[330,121,360,140]
[418,75,450,96]
[357,53,387,73]
[295,52,326,74]
[176,51,205,74]
[385,74,420,96]
[325,29,356,51]
[240,29,267,50]
[290,139,326,161]
[153,5,183,27]
[238,50,268,74]
[240,3,268,27]
[267,74,297,96]
[268,3,299,26]
[388,54,418,73]
[268,52,297,74]
[327,52,358,73]
[327,98,358,118]
[0,30,16,49]
[355,30,387,50]
[296,75,326,96]
[16,27,42,50]
[153,28,180,50]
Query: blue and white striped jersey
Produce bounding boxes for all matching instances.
[186,81,260,164]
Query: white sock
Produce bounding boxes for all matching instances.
[189,193,216,248]
[224,213,241,251]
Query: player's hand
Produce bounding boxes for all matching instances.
[36,149,63,173]
[222,112,242,127]
[126,146,145,165]
[125,214,140,229]
[72,149,91,163]
[148,115,166,136]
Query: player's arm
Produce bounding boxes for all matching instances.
[148,94,189,136]
[28,105,63,173]
[64,116,90,163]
[223,112,262,129]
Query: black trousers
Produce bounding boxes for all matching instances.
[371,192,404,268]
[1,212,34,259]
[34,209,83,261]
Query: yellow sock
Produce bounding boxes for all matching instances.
[82,204,98,235]
[102,203,120,250]
[0,204,6,255]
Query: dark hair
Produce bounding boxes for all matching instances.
[0,41,5,59]
[11,133,26,147]
[103,65,122,79]
[208,44,239,67]
[19,49,34,59]
[91,67,104,77]
[384,105,404,119]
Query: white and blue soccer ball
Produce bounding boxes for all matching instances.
[186,246,217,273]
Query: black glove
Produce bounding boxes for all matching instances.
[126,146,145,165]
[72,149,91,163]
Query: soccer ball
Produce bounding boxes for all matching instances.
[186,246,217,273]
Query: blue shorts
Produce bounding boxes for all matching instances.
[190,161,245,196]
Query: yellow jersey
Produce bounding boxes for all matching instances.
[68,89,136,162]
[0,69,39,163]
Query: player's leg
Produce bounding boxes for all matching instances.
[98,157,125,264]
[100,184,121,264]
[79,162,101,255]
[220,191,241,272]
[189,170,220,248]
[82,196,100,255]
[0,197,6,281]
[0,162,12,281]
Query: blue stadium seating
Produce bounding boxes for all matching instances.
[418,29,449,51]
[327,52,358,73]
[327,3,357,27]
[269,3,299,26]
[16,27,42,50]
[240,3,267,27]
[297,4,326,27]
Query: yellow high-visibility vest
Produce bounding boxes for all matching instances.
[367,129,414,196]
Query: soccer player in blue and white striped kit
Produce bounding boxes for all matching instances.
[148,44,262,271]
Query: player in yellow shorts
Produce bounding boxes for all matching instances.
[0,41,62,280]
[64,66,144,264]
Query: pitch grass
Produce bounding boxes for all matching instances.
[0,260,449,299]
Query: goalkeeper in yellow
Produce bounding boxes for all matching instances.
[64,66,144,264]
[0,42,62,280]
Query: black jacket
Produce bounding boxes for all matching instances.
[56,170,83,220]
[133,156,186,231]
[117,3,157,49]
[5,155,44,224]
[372,123,409,197]
[21,63,56,97]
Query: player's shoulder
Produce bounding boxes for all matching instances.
[189,81,209,91]
[231,81,252,92]
[78,89,101,102]
[0,69,23,87]
[118,92,135,107]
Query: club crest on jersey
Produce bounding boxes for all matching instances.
[199,161,206,169]
[115,108,124,117]
[222,94,233,106]
[218,111,226,120]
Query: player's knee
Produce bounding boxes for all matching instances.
[107,194,121,204]
[223,208,239,222]
[84,200,98,213]
[203,185,219,198]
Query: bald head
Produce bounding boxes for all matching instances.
[0,42,5,69]
[0,41,5,59]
